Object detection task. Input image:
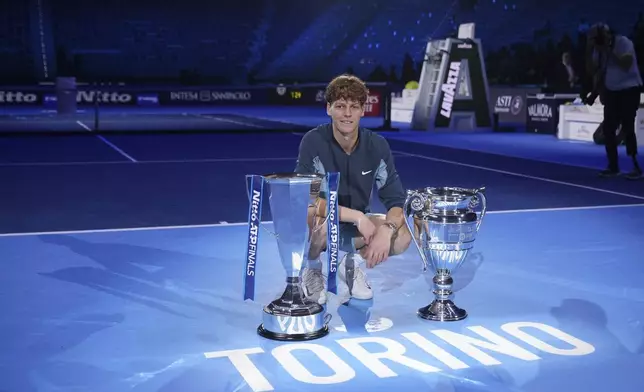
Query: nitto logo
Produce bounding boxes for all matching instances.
[440,62,461,118]
[77,91,132,104]
[0,91,38,103]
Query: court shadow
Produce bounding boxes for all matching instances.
[0,313,125,392]
[336,298,375,334]
[498,298,644,391]
[37,235,250,325]
[468,299,644,392]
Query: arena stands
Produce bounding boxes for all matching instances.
[2,0,643,88]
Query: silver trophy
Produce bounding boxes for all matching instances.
[404,186,487,321]
[250,173,331,341]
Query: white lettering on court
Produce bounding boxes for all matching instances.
[203,322,596,389]
[401,332,469,369]
[336,336,440,377]
[501,321,596,356]
[272,343,355,385]
[204,347,273,392]
[431,326,542,365]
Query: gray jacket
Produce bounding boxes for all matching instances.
[294,123,406,214]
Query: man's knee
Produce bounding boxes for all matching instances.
[366,213,412,256]
[391,223,412,256]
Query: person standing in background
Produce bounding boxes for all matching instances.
[584,23,643,180]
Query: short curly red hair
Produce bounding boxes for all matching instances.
[324,74,369,106]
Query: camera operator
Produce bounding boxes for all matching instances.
[583,23,643,180]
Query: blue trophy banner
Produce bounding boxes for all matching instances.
[243,174,264,301]
[326,172,340,294]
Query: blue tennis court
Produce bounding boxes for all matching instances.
[1,129,644,391]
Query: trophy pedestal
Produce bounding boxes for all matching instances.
[257,277,331,341]
[418,299,467,322]
[418,271,467,322]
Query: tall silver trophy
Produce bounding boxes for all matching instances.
[404,186,487,321]
[244,172,332,341]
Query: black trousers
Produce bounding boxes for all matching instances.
[602,86,641,170]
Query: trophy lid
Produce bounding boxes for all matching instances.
[263,172,324,184]
[423,186,483,201]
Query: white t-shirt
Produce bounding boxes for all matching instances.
[603,35,643,91]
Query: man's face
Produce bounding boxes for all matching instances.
[327,98,364,136]
[588,29,610,50]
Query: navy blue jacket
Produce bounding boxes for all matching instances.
[294,123,406,214]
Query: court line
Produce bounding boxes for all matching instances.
[190,114,268,129]
[0,153,412,167]
[76,120,138,163]
[395,150,644,201]
[0,156,302,167]
[1,203,642,238]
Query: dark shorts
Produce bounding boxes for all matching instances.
[339,223,360,253]
[338,217,400,256]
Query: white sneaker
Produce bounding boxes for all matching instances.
[302,267,327,305]
[338,253,373,300]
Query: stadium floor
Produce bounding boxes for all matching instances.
[1,117,643,391]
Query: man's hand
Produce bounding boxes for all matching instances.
[363,224,394,268]
[356,215,377,244]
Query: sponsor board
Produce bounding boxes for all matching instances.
[526,94,576,134]
[0,85,386,116]
[0,91,40,105]
[490,87,541,125]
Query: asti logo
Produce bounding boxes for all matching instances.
[204,320,595,391]
[496,95,512,108]
[439,62,461,118]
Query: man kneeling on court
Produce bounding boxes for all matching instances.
[294,74,412,304]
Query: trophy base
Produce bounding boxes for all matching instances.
[257,309,331,341]
[256,281,332,341]
[257,324,330,341]
[418,300,468,322]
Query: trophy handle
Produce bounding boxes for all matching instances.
[245,174,278,237]
[473,187,487,232]
[404,191,430,272]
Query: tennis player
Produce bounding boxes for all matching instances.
[294,74,412,304]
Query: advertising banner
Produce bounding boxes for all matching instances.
[0,84,385,117]
[526,93,577,134]
[489,86,541,125]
